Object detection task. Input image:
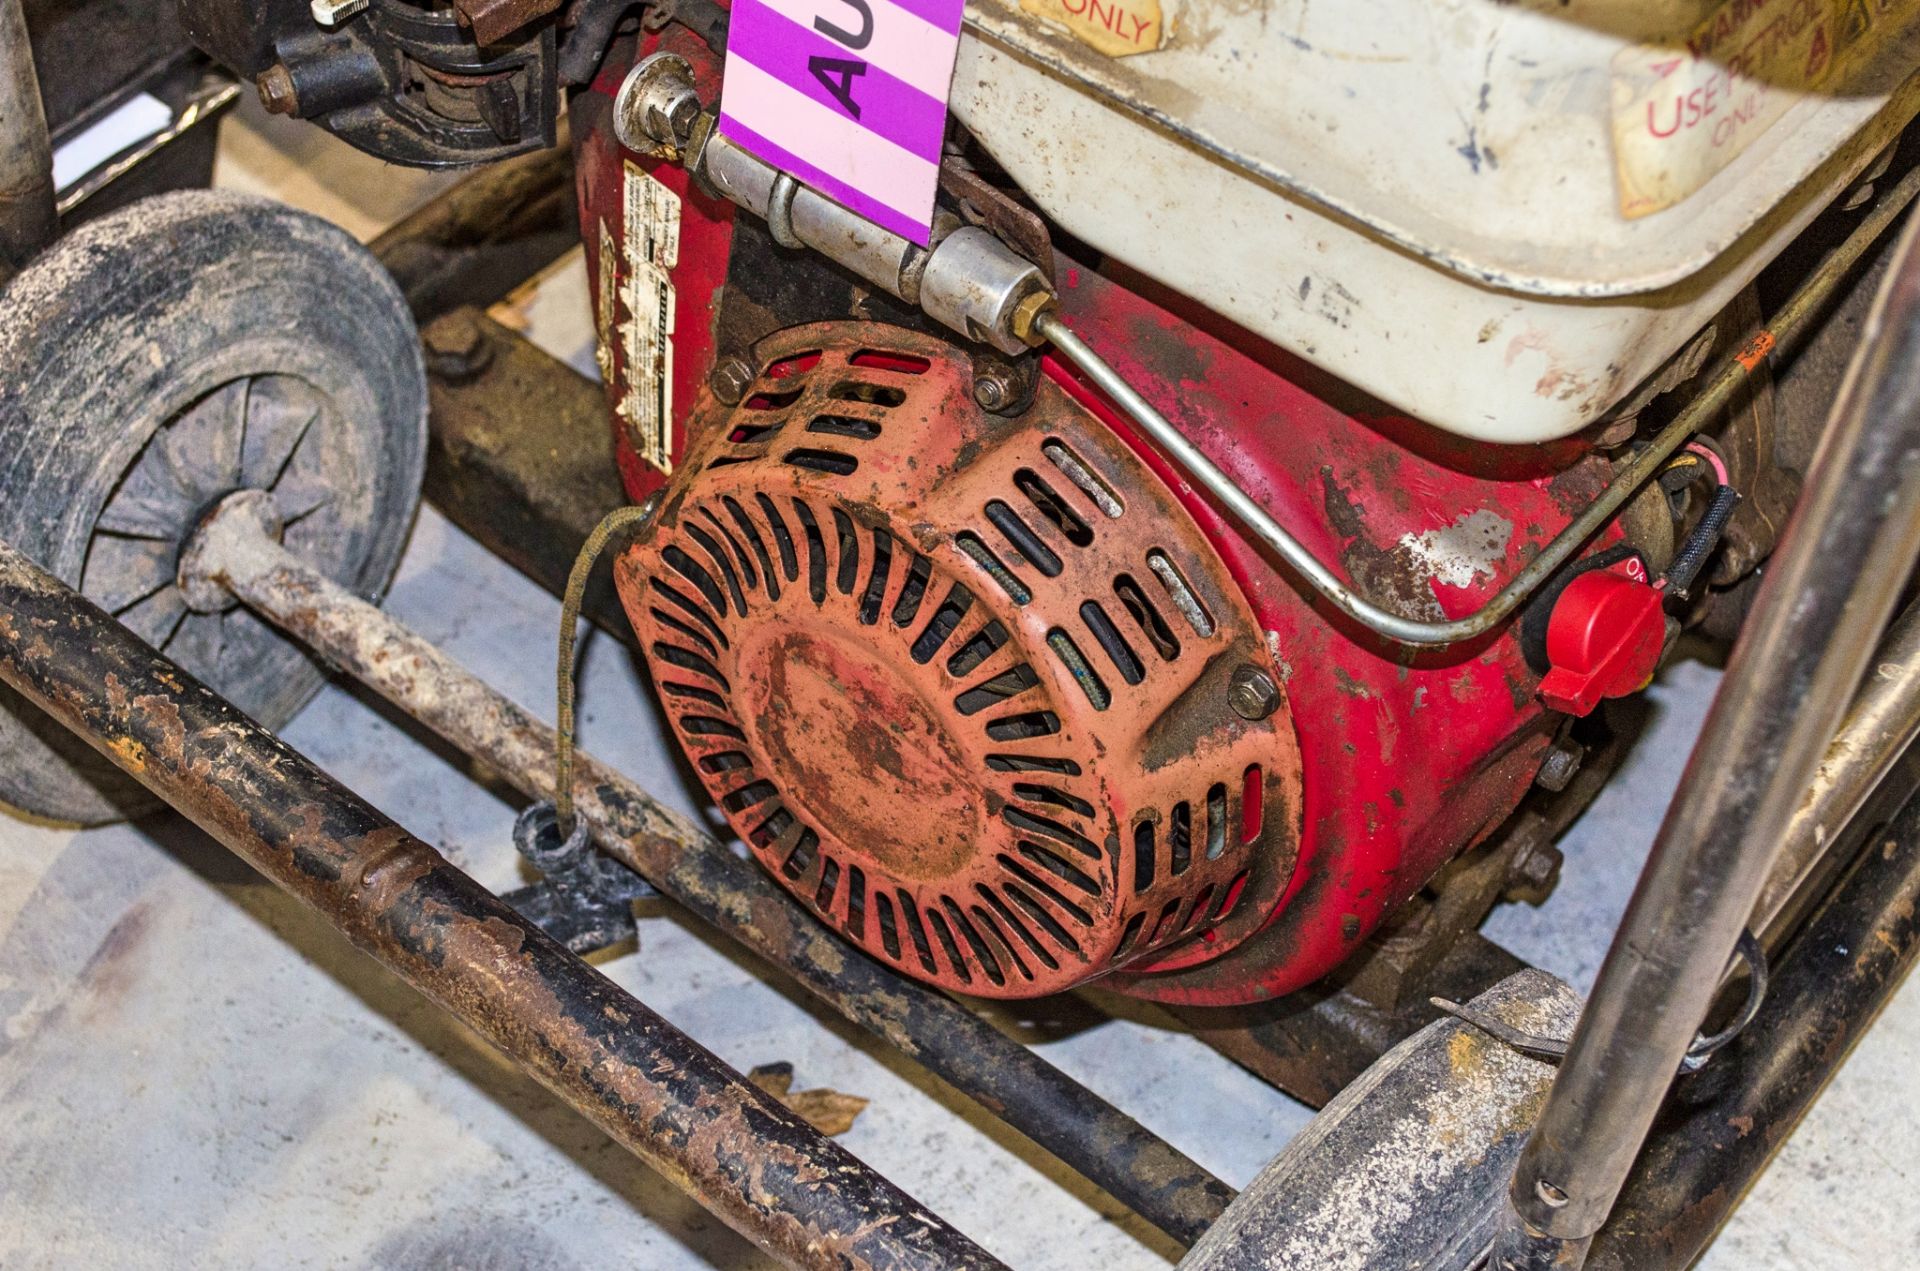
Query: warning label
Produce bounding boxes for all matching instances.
[1020,0,1167,57]
[615,161,681,473]
[1611,0,1917,219]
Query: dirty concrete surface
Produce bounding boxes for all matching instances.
[1,96,1917,1269]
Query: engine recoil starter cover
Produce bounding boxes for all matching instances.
[616,323,1303,997]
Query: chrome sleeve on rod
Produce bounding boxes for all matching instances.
[1492,210,1920,1268]
[1035,161,1920,649]
[1750,595,1920,949]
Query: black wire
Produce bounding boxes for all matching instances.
[1663,483,1742,599]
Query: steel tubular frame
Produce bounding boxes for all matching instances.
[1588,754,1920,1268]
[1495,213,1920,1266]
[1750,596,1920,950]
[180,490,1237,1248]
[0,535,1004,1271]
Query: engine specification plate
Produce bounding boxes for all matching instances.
[717,0,964,245]
[599,161,681,474]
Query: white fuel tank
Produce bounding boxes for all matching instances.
[951,0,1920,442]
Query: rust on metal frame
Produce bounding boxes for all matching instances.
[0,534,1004,1271]
[450,0,563,48]
[181,489,1237,1248]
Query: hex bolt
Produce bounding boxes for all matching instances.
[255,65,298,117]
[423,312,494,384]
[973,367,1012,412]
[709,354,756,405]
[1228,664,1281,720]
[614,52,699,157]
[1504,840,1564,905]
[663,95,700,147]
[972,358,1035,416]
[1010,291,1055,347]
[1536,740,1585,792]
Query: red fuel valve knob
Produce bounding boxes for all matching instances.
[1536,562,1666,717]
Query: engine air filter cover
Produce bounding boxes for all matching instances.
[617,323,1302,997]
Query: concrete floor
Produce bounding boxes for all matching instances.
[2,98,1917,1269]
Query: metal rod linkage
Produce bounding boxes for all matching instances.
[1037,161,1920,648]
[180,490,1237,1248]
[0,0,58,276]
[1492,212,1920,1267]
[0,534,1003,1271]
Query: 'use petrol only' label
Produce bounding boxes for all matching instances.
[717,0,965,245]
[1611,0,1917,218]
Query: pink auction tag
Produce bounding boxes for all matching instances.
[717,0,963,246]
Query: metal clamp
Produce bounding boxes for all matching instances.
[502,800,656,954]
[765,170,803,249]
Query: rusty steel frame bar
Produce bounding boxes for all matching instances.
[374,155,1920,1260]
[418,309,634,641]
[182,491,1238,1247]
[0,533,1004,1271]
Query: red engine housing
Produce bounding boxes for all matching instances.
[573,35,1615,1006]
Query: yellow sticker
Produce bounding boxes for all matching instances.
[1611,0,1917,220]
[1020,0,1167,57]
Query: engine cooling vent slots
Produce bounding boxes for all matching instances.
[618,323,1303,998]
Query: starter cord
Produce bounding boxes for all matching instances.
[554,504,657,835]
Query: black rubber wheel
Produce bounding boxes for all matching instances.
[0,191,427,825]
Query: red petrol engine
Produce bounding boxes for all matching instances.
[577,33,1617,1007]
